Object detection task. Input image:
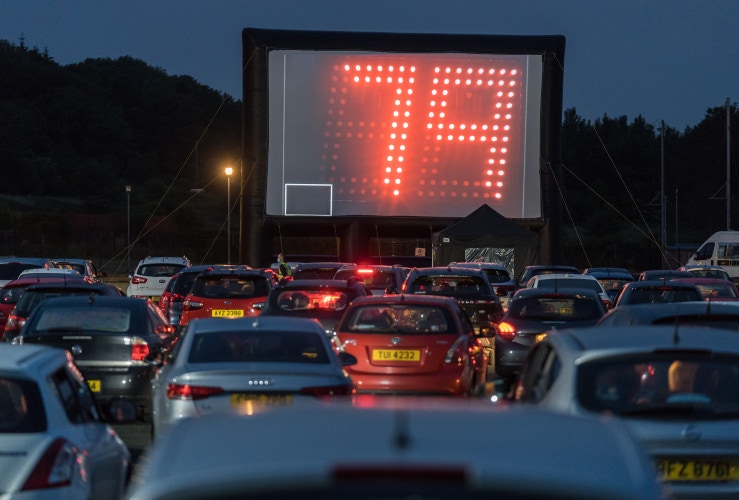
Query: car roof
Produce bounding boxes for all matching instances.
[408,266,487,276]
[2,276,88,288]
[27,295,144,309]
[531,273,597,280]
[0,343,66,373]
[450,262,507,270]
[512,287,602,299]
[623,279,701,288]
[552,325,739,354]
[129,401,663,500]
[24,282,119,292]
[185,316,327,335]
[348,294,460,307]
[277,279,363,289]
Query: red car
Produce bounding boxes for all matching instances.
[179,268,274,328]
[333,294,488,396]
[0,276,88,331]
[673,277,739,302]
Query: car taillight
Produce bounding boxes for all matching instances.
[167,383,225,400]
[183,300,204,311]
[21,438,80,491]
[170,293,186,303]
[299,384,355,397]
[130,337,150,361]
[5,314,24,333]
[497,322,517,342]
[444,337,467,364]
[131,276,147,284]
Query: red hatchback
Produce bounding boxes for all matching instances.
[334,294,488,396]
[179,268,274,328]
[0,276,87,331]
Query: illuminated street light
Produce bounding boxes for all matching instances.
[225,167,233,264]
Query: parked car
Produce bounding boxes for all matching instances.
[12,295,176,422]
[449,261,516,309]
[0,343,132,500]
[291,261,355,280]
[678,263,732,281]
[259,278,372,335]
[151,316,356,440]
[513,325,739,498]
[514,264,580,290]
[637,269,693,281]
[334,294,488,396]
[525,272,613,309]
[672,277,739,302]
[129,401,666,500]
[127,255,191,301]
[495,287,605,381]
[3,281,125,342]
[178,268,275,328]
[332,264,409,295]
[0,258,55,287]
[582,267,635,302]
[596,301,739,329]
[52,258,106,283]
[613,280,704,308]
[17,267,88,282]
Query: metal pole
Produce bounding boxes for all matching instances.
[727,98,731,230]
[661,120,666,268]
[125,185,131,272]
[227,176,231,264]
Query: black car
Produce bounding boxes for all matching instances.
[494,287,605,381]
[2,281,125,342]
[292,262,355,280]
[400,267,504,335]
[13,295,176,421]
[259,278,372,334]
[596,301,739,329]
[333,264,409,295]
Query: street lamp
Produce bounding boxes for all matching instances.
[225,167,233,264]
[125,185,131,272]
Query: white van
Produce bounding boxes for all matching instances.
[685,231,739,281]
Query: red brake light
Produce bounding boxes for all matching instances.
[170,293,187,303]
[5,314,24,332]
[21,438,79,491]
[497,322,517,342]
[130,337,150,361]
[131,276,147,285]
[167,383,225,400]
[299,384,354,397]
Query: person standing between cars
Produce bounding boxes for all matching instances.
[277,253,292,280]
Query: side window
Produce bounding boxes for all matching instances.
[48,363,100,424]
[457,309,475,336]
[698,242,714,260]
[518,343,560,403]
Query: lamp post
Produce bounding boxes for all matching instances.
[225,167,233,264]
[125,185,131,272]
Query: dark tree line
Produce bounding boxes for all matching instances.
[0,39,736,271]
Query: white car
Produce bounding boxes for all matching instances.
[128,399,665,500]
[514,326,739,498]
[127,256,190,301]
[526,272,613,309]
[0,343,131,499]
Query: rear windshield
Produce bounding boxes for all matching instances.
[16,289,108,316]
[0,263,40,280]
[33,307,132,333]
[136,264,186,277]
[275,290,349,312]
[577,354,739,416]
[188,331,329,364]
[190,276,269,299]
[342,305,453,334]
[509,296,602,321]
[293,267,341,280]
[626,288,703,305]
[535,278,601,293]
[408,275,488,295]
[0,377,46,433]
[0,286,26,305]
[693,284,738,299]
[334,269,396,289]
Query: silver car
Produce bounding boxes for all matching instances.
[513,325,739,498]
[0,344,131,500]
[151,316,356,440]
[129,400,665,500]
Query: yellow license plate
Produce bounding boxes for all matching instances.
[657,459,739,481]
[212,309,244,317]
[230,394,293,407]
[372,349,421,361]
[87,380,101,392]
[535,333,548,343]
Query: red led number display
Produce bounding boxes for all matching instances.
[321,56,525,209]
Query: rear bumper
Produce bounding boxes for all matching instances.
[347,367,474,396]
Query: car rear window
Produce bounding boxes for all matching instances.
[0,263,40,280]
[626,287,703,305]
[137,264,186,277]
[409,276,487,295]
[275,290,349,311]
[577,354,739,415]
[188,331,329,364]
[343,305,452,334]
[335,269,396,289]
[190,276,269,298]
[33,307,132,333]
[509,296,601,321]
[536,278,601,293]
[0,377,46,433]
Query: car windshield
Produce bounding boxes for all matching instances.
[275,290,348,311]
[577,354,739,418]
[409,276,487,295]
[0,377,46,433]
[343,305,453,334]
[187,331,330,364]
[33,307,131,333]
[509,296,601,321]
